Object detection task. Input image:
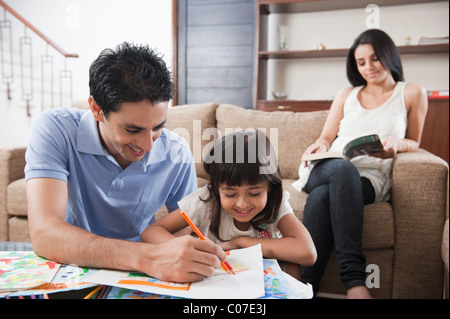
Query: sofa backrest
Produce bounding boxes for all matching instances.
[215,104,328,180]
[166,103,219,179]
[166,103,329,180]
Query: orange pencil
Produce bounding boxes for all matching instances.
[180,211,235,275]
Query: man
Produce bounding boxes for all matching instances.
[25,42,226,283]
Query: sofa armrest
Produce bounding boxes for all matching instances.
[0,146,27,241]
[443,219,449,299]
[391,149,449,298]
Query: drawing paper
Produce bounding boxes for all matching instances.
[261,259,313,299]
[0,251,61,291]
[86,244,265,299]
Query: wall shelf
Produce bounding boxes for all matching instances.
[259,0,448,14]
[259,43,449,60]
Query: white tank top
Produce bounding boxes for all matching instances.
[329,81,408,202]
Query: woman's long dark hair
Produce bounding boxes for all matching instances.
[347,29,404,87]
[202,130,283,241]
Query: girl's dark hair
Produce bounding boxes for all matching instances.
[88,42,174,118]
[202,130,283,241]
[347,29,404,86]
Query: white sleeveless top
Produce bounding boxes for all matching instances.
[294,82,408,202]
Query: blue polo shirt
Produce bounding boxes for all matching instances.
[25,107,197,241]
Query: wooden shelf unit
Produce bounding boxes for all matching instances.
[254,0,449,109]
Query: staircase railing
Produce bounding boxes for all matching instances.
[0,0,78,116]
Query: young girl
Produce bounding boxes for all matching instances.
[141,130,317,272]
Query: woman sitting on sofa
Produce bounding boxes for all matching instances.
[296,29,428,298]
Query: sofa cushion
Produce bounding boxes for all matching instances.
[7,178,27,217]
[443,219,449,272]
[282,179,308,220]
[216,104,328,180]
[166,103,218,180]
[361,202,395,249]
[8,216,31,242]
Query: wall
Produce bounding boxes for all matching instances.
[1,1,448,147]
[266,2,449,100]
[0,0,172,147]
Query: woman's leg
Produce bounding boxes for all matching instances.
[300,159,372,294]
[300,183,333,294]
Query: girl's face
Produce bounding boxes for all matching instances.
[218,182,269,231]
[354,43,391,85]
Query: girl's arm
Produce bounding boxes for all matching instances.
[219,214,317,266]
[141,209,189,244]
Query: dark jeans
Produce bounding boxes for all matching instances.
[300,159,375,294]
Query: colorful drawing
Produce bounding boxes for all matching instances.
[0,251,61,291]
[117,272,191,291]
[214,263,250,275]
[0,263,98,298]
[261,259,314,299]
[261,259,291,299]
[86,244,265,299]
[106,258,312,299]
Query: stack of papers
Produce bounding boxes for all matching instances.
[1,245,313,299]
[85,245,312,299]
[0,251,61,292]
[86,244,265,299]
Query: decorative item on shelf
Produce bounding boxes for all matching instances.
[317,43,326,50]
[277,25,288,51]
[272,91,288,100]
[405,36,412,45]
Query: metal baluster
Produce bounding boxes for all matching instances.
[59,57,72,108]
[20,26,33,116]
[41,44,54,110]
[0,9,13,100]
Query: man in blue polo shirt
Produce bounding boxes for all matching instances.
[25,42,226,283]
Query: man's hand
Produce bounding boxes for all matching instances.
[141,235,227,283]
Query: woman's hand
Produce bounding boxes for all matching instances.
[304,139,329,156]
[371,138,399,159]
[302,139,330,166]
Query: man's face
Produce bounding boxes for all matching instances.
[90,98,168,168]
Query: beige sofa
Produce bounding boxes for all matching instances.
[1,102,448,299]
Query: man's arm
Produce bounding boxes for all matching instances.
[26,177,226,282]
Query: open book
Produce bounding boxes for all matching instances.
[302,134,384,162]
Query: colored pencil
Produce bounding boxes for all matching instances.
[101,285,112,299]
[96,285,107,299]
[180,211,235,275]
[83,285,102,299]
